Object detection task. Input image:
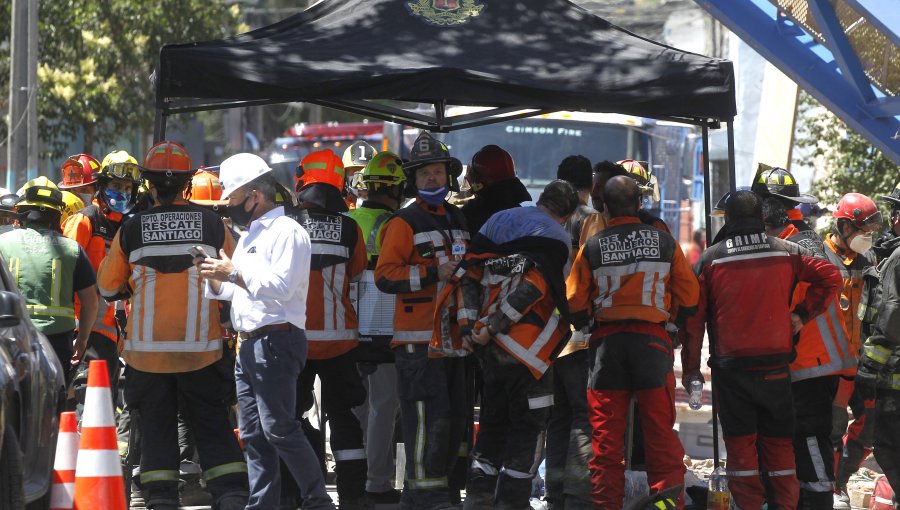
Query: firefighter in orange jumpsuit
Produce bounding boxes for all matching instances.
[824,193,880,507]
[97,142,248,510]
[438,180,578,509]
[63,150,143,407]
[753,167,858,509]
[374,132,469,509]
[282,150,371,510]
[567,176,698,509]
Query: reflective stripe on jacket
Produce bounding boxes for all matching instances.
[285,207,367,359]
[464,257,566,378]
[0,227,80,334]
[62,202,124,341]
[781,224,858,380]
[375,199,469,347]
[681,225,842,373]
[96,202,236,373]
[567,216,697,329]
[824,233,874,356]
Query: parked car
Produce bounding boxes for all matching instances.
[0,254,67,509]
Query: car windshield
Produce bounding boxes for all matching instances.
[438,119,634,188]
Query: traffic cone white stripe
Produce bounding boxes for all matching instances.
[53,426,79,471]
[50,411,79,510]
[74,360,125,510]
[75,450,123,477]
[80,387,115,427]
[50,483,75,510]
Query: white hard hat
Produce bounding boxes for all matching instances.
[219,153,273,200]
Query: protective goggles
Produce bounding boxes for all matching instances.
[104,162,142,182]
[850,210,883,232]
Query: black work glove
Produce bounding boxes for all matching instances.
[855,352,886,395]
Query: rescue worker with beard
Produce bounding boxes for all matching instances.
[374,132,469,510]
[63,150,143,409]
[459,144,531,235]
[0,177,98,384]
[435,180,577,509]
[567,176,698,509]
[822,193,880,508]
[545,155,596,509]
[348,151,407,505]
[682,190,842,510]
[753,166,857,509]
[97,141,248,510]
[854,181,900,505]
[281,150,371,510]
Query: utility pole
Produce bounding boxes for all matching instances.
[7,0,28,190]
[27,0,38,181]
[7,0,38,190]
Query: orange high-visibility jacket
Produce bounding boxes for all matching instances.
[375,199,469,347]
[568,216,698,328]
[97,202,236,373]
[780,224,858,381]
[62,200,125,342]
[462,258,566,378]
[285,206,367,359]
[824,234,874,356]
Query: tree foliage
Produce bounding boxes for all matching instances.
[795,92,900,206]
[1,0,243,157]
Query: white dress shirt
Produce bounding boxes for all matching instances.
[205,206,311,332]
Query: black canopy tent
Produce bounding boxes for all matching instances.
[153,0,738,229]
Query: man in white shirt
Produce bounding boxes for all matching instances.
[199,153,335,510]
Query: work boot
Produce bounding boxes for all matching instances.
[339,494,375,510]
[494,474,534,510]
[463,467,499,510]
[833,490,851,510]
[366,488,401,504]
[215,493,249,510]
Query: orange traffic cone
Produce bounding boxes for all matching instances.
[50,411,78,510]
[73,360,125,510]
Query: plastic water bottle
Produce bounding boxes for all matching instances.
[707,466,732,510]
[688,375,704,410]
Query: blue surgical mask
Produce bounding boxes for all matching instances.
[417,186,448,206]
[104,189,130,213]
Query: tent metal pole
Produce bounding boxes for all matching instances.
[154,108,167,143]
[702,125,712,246]
[727,120,736,192]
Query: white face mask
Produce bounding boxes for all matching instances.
[78,192,94,205]
[849,232,873,254]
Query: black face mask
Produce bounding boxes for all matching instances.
[227,195,258,227]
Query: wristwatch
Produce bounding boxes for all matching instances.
[227,269,240,284]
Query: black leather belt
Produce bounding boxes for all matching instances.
[241,323,297,340]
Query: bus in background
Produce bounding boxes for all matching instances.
[263,121,388,188]
[401,109,699,242]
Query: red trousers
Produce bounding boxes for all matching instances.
[586,331,684,509]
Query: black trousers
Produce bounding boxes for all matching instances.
[874,388,900,497]
[465,343,553,510]
[295,353,368,500]
[124,363,248,508]
[395,344,466,510]
[545,349,591,508]
[792,375,839,507]
[46,330,75,387]
[73,333,120,416]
